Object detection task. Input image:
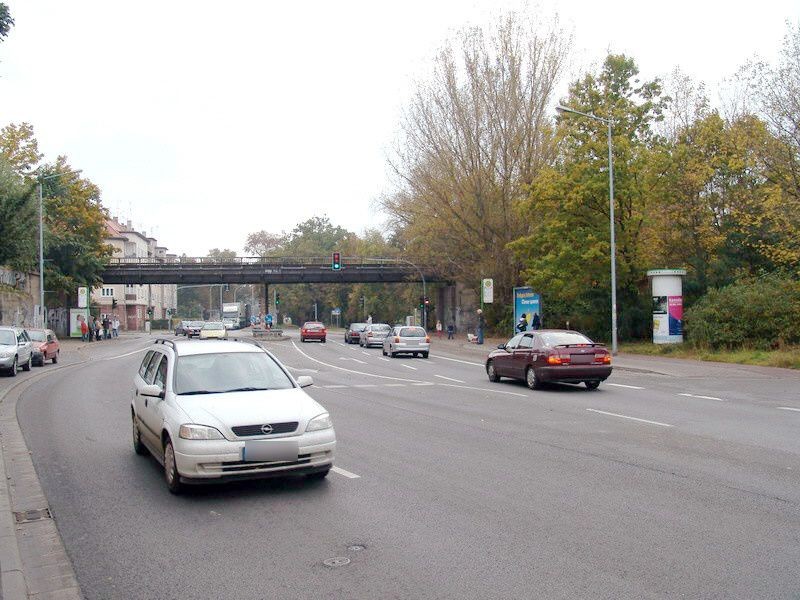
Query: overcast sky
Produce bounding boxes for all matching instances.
[2,1,797,256]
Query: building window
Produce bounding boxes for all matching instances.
[101,287,115,297]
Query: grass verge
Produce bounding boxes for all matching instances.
[619,342,800,369]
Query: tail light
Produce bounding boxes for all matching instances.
[425,336,430,343]
[547,354,571,365]
[593,353,612,364]
[394,336,400,342]
[367,332,373,337]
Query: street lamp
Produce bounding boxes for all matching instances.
[37,169,81,327]
[555,104,618,354]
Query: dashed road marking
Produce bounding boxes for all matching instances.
[776,407,800,413]
[331,466,361,479]
[586,408,672,427]
[385,384,405,387]
[379,357,390,362]
[352,384,377,388]
[434,355,484,367]
[362,351,371,356]
[678,393,726,402]
[291,341,423,383]
[322,385,348,389]
[339,357,366,364]
[401,364,417,370]
[103,348,150,360]
[607,383,645,390]
[435,374,465,383]
[412,382,435,386]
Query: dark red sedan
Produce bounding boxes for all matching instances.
[26,328,60,366]
[485,329,612,390]
[300,322,327,343]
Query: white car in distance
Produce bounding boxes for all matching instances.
[131,338,335,494]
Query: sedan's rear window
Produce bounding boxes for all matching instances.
[304,323,324,330]
[372,324,391,332]
[175,351,294,395]
[399,327,426,337]
[540,332,594,346]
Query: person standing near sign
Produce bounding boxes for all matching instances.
[476,309,485,345]
[531,312,541,330]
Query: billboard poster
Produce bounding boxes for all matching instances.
[668,296,683,336]
[69,308,90,338]
[513,287,541,335]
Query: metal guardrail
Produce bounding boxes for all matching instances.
[105,256,418,267]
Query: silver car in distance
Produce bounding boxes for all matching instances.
[131,338,335,494]
[382,326,430,358]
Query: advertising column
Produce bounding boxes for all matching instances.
[647,269,687,344]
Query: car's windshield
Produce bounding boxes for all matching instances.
[400,327,426,337]
[540,332,594,346]
[0,331,16,345]
[203,322,224,330]
[372,324,391,332]
[27,331,47,342]
[175,351,295,394]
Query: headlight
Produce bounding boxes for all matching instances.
[0,350,12,358]
[179,424,224,440]
[306,413,333,432]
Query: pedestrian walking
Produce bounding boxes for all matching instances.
[531,312,541,330]
[476,309,485,345]
[446,322,455,340]
[80,317,89,342]
[516,313,528,333]
[436,320,443,338]
[113,315,120,337]
[102,316,110,339]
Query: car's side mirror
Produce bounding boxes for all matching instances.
[497,343,506,350]
[141,384,165,398]
[296,375,313,388]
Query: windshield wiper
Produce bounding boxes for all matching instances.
[178,390,217,396]
[222,386,271,393]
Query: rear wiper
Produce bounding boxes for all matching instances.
[223,387,271,393]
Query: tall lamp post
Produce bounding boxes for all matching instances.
[37,170,81,327]
[555,104,618,354]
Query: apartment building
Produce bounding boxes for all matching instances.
[92,218,178,331]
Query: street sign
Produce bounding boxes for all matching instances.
[331,307,341,315]
[482,278,494,303]
[77,287,88,308]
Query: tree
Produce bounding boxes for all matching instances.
[207,248,237,260]
[0,3,13,42]
[0,158,36,270]
[511,54,668,340]
[383,12,570,328]
[244,231,287,257]
[0,123,43,176]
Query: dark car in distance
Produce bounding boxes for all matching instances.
[485,330,612,390]
[184,321,203,338]
[345,323,366,344]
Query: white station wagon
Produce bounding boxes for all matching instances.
[131,338,335,494]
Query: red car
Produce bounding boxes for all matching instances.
[485,329,612,390]
[26,328,60,366]
[300,322,327,343]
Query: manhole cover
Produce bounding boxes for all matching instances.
[347,544,366,552]
[323,557,351,568]
[14,508,52,524]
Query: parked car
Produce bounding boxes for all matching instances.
[345,322,366,344]
[382,325,430,358]
[174,320,188,336]
[200,321,228,339]
[485,329,612,390]
[131,338,335,493]
[300,322,327,343]
[185,321,203,338]
[359,323,391,348]
[0,326,33,376]
[26,328,60,365]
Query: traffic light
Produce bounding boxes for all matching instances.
[224,284,230,292]
[424,296,430,306]
[332,252,341,271]
[147,306,154,317]
[275,293,281,306]
[419,296,424,309]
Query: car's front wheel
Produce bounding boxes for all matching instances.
[163,438,183,494]
[22,354,32,371]
[9,357,17,377]
[526,366,542,390]
[132,415,147,456]
[585,381,600,390]
[52,351,58,364]
[487,361,500,382]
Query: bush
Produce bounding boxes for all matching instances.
[685,275,800,350]
[150,319,170,330]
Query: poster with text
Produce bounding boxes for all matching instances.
[513,287,541,335]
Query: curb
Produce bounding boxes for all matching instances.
[0,361,86,600]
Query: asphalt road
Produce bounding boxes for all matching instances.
[12,332,800,599]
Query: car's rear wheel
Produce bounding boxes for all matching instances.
[132,415,147,456]
[52,352,58,364]
[322,339,326,343]
[22,355,32,371]
[422,352,429,359]
[526,367,542,390]
[486,361,500,382]
[307,468,330,481]
[163,438,183,494]
[585,381,601,390]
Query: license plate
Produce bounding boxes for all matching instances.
[571,354,594,365]
[243,439,298,462]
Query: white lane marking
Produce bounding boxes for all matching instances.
[103,348,150,360]
[586,408,672,427]
[322,385,348,389]
[436,383,527,398]
[352,384,377,388]
[284,365,319,373]
[291,341,423,383]
[338,357,366,364]
[385,383,405,387]
[401,364,417,371]
[337,342,347,347]
[607,383,645,390]
[678,393,726,402]
[361,351,371,356]
[331,466,360,479]
[379,357,391,362]
[434,355,484,367]
[435,374,465,383]
[413,382,435,386]
[776,407,800,413]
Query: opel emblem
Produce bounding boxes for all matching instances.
[260,424,273,435]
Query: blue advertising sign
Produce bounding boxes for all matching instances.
[513,287,541,335]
